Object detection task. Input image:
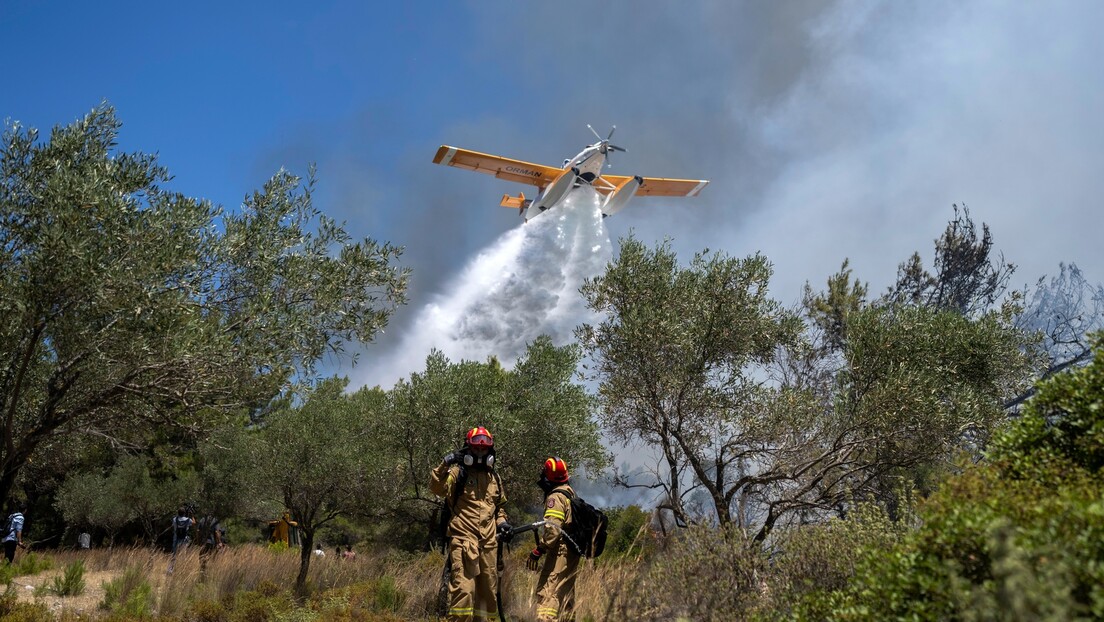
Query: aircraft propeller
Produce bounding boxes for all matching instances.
[587,124,626,168]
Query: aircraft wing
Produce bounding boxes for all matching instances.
[433,145,564,189]
[600,174,709,197]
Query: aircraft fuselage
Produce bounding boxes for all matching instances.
[563,142,607,184]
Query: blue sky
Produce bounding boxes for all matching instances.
[5,0,1104,396]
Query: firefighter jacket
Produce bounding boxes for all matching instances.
[538,484,575,552]
[430,462,508,544]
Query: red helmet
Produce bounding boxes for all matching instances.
[465,426,494,449]
[541,457,569,483]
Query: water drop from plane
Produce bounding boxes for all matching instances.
[354,188,612,388]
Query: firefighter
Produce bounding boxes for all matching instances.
[527,457,581,622]
[430,426,510,622]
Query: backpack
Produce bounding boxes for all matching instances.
[2,513,15,539]
[197,516,219,545]
[434,466,468,549]
[563,492,607,558]
[173,516,192,541]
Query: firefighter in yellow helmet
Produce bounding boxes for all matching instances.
[527,457,581,622]
[430,426,510,622]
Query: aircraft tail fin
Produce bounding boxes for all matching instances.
[500,193,529,209]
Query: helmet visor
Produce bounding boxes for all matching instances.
[468,434,493,448]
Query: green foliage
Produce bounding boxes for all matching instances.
[0,105,408,504]
[229,584,296,622]
[836,303,1029,492]
[373,575,404,612]
[601,505,652,559]
[0,591,53,622]
[248,377,391,590]
[579,236,801,527]
[803,259,868,351]
[990,333,1104,474]
[187,599,229,622]
[35,559,85,597]
[781,503,904,591]
[55,454,196,542]
[0,582,15,612]
[792,335,1104,620]
[0,552,53,585]
[378,336,608,548]
[100,566,154,618]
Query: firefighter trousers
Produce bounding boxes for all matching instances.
[447,537,499,622]
[535,544,581,621]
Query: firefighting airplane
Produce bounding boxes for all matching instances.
[432,125,709,222]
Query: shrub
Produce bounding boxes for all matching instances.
[767,500,910,620]
[229,585,296,622]
[604,525,767,621]
[0,552,54,585]
[793,334,1104,620]
[100,565,154,618]
[188,599,229,622]
[36,559,86,597]
[0,601,54,622]
[374,575,404,612]
[601,505,653,560]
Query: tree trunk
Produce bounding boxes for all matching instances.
[296,529,313,595]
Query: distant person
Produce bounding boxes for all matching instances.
[197,514,224,554]
[314,543,326,557]
[78,532,91,550]
[171,506,194,555]
[2,502,27,564]
[342,545,356,561]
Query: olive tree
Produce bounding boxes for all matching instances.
[55,454,195,546]
[248,377,388,592]
[577,237,801,528]
[380,336,608,549]
[580,236,1030,541]
[0,106,408,504]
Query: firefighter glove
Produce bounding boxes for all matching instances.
[443,450,462,466]
[527,547,544,571]
[496,521,514,541]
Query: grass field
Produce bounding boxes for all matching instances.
[2,542,645,621]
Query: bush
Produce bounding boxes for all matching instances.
[36,560,86,597]
[793,335,1104,620]
[0,602,54,622]
[187,599,229,622]
[0,552,54,585]
[604,525,767,621]
[229,584,296,622]
[100,566,154,618]
[768,500,909,619]
[374,576,404,612]
[601,505,653,560]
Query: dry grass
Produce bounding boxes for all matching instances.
[8,544,389,619]
[5,544,652,621]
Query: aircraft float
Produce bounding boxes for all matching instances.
[433,125,709,222]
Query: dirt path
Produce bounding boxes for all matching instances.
[11,568,121,617]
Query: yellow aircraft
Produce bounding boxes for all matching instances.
[433,126,709,222]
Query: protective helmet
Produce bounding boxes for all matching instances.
[465,426,494,449]
[541,457,569,483]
